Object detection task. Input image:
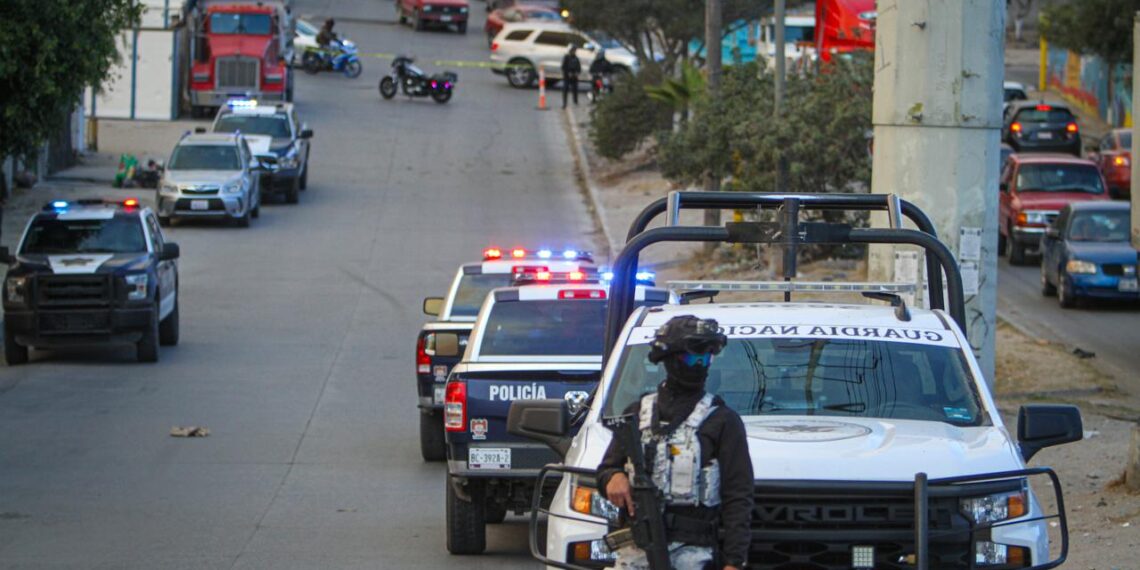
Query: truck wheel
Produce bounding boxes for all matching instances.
[446,475,486,554]
[285,70,295,102]
[419,411,446,462]
[1007,232,1026,266]
[137,306,160,363]
[414,13,425,31]
[159,294,180,346]
[285,179,300,204]
[485,503,507,524]
[1041,267,1057,297]
[458,22,467,34]
[997,230,1007,257]
[398,4,407,24]
[158,215,171,227]
[300,160,309,190]
[4,323,28,366]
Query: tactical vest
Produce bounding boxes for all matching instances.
[634,392,721,508]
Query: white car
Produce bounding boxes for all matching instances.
[489,22,637,88]
[292,19,319,65]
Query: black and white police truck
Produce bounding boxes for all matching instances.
[510,192,1082,570]
[1,199,181,364]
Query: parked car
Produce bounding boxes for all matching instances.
[1002,80,1028,114]
[397,0,470,33]
[485,4,561,47]
[489,22,636,88]
[1002,101,1082,156]
[1040,201,1137,307]
[999,153,1110,265]
[292,18,319,65]
[1087,128,1132,199]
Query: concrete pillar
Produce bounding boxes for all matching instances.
[1131,13,1140,251]
[868,0,1004,386]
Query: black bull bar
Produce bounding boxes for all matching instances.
[526,465,1069,570]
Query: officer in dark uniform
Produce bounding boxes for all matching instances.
[597,315,753,570]
[561,45,582,108]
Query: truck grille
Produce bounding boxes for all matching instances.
[216,57,259,90]
[426,4,465,14]
[38,311,112,334]
[35,275,112,308]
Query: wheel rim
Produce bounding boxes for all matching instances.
[346,61,362,78]
[380,78,397,97]
[507,65,532,86]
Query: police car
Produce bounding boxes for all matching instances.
[417,247,596,461]
[158,132,266,227]
[509,192,1082,570]
[432,271,664,555]
[1,199,180,364]
[211,99,313,204]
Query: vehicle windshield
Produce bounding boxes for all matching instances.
[1013,108,1074,123]
[296,19,317,36]
[450,274,515,317]
[211,13,272,35]
[22,217,146,255]
[1016,163,1105,194]
[480,299,609,356]
[1120,131,1132,150]
[168,144,241,171]
[1067,210,1130,242]
[606,336,985,426]
[215,114,292,138]
[1003,87,1026,102]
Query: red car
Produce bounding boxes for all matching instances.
[397,0,470,34]
[1087,128,1132,199]
[484,4,562,45]
[999,154,1111,265]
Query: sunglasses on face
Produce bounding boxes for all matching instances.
[676,352,713,367]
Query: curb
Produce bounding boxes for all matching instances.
[562,106,620,260]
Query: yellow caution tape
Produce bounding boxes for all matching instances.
[301,48,514,69]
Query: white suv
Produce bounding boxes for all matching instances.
[489,22,637,88]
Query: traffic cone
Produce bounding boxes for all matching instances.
[537,67,548,111]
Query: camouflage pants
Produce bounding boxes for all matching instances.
[611,542,714,570]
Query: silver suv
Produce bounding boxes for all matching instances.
[158,133,266,227]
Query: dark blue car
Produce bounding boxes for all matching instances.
[1040,201,1138,307]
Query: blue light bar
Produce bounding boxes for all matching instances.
[562,249,578,259]
[227,98,258,108]
[602,271,615,281]
[537,249,553,259]
[636,271,656,282]
[51,200,69,209]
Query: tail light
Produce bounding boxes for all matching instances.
[491,42,499,51]
[444,382,467,431]
[1010,122,1022,134]
[1035,104,1052,111]
[1066,122,1078,133]
[416,334,431,375]
[559,289,606,299]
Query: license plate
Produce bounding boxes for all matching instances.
[440,15,452,22]
[1037,131,1054,140]
[191,200,209,211]
[433,385,446,405]
[1119,278,1138,292]
[469,448,510,470]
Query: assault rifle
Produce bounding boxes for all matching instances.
[601,414,671,570]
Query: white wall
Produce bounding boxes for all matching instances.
[86,29,179,121]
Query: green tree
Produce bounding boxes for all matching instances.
[0,0,142,159]
[589,68,673,160]
[1040,0,1140,109]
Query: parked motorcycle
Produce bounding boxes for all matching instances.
[378,55,457,104]
[301,38,363,79]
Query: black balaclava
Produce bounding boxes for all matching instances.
[663,355,709,393]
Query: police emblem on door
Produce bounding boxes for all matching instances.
[470,418,489,440]
[564,391,589,414]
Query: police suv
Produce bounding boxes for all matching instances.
[433,271,664,555]
[211,99,313,204]
[509,192,1082,570]
[416,247,595,461]
[158,132,266,227]
[1,199,180,364]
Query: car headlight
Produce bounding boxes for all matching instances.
[1065,259,1098,275]
[571,479,620,524]
[124,274,149,301]
[280,147,300,168]
[959,487,1027,525]
[423,5,432,11]
[5,276,28,305]
[223,182,242,194]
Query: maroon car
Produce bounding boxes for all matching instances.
[1087,128,1132,199]
[397,0,470,33]
[484,4,561,45]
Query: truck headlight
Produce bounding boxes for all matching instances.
[5,276,28,305]
[571,479,620,524]
[279,147,299,168]
[223,182,241,194]
[959,487,1027,525]
[1065,259,1098,275]
[975,541,1029,566]
[124,274,148,301]
[1016,211,1049,226]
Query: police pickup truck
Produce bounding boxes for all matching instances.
[1,199,180,365]
[510,192,1082,570]
[433,271,665,555]
[416,247,595,461]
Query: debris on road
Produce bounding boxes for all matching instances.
[170,426,210,438]
[1073,347,1097,359]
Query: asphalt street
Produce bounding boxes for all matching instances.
[0,2,591,568]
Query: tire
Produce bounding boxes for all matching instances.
[159,294,180,346]
[1041,266,1057,296]
[285,70,295,102]
[1007,225,1027,265]
[485,503,507,524]
[1058,274,1077,308]
[158,215,171,227]
[300,159,309,190]
[380,77,398,99]
[506,59,535,88]
[235,207,251,228]
[302,52,323,75]
[458,22,467,34]
[446,475,486,554]
[419,411,446,462]
[344,59,363,79]
[431,89,453,104]
[284,178,300,204]
[414,14,425,31]
[251,201,260,218]
[398,6,407,24]
[4,323,28,366]
[997,229,1007,257]
[137,305,160,363]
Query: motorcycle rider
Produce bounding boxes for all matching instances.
[316,18,338,65]
[597,315,753,570]
[588,48,613,101]
[561,45,581,108]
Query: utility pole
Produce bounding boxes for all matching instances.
[704,0,723,229]
[773,0,787,193]
[868,0,1004,385]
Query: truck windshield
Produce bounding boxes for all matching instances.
[22,218,146,255]
[169,145,241,171]
[211,13,272,35]
[606,337,985,426]
[480,299,609,356]
[215,114,292,138]
[450,274,515,317]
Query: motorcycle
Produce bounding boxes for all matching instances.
[378,55,457,104]
[301,38,363,79]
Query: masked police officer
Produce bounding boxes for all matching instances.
[597,315,753,570]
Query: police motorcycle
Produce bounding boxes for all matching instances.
[301,37,363,78]
[378,55,457,104]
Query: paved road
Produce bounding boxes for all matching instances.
[0,2,591,568]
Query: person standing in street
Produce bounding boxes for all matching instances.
[561,45,581,108]
[597,315,754,570]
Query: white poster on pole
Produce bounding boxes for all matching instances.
[959,227,982,261]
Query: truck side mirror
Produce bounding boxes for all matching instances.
[0,246,13,264]
[434,333,460,357]
[508,399,571,456]
[999,182,1008,193]
[1017,404,1083,462]
[299,128,313,139]
[1044,226,1061,240]
[159,242,181,261]
[423,297,444,316]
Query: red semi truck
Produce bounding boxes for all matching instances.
[815,0,875,62]
[188,0,296,117]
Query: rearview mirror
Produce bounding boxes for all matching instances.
[159,242,181,261]
[423,297,444,316]
[0,246,13,264]
[1045,226,1061,240]
[299,128,313,139]
[1017,404,1083,462]
[434,333,460,357]
[507,399,571,456]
